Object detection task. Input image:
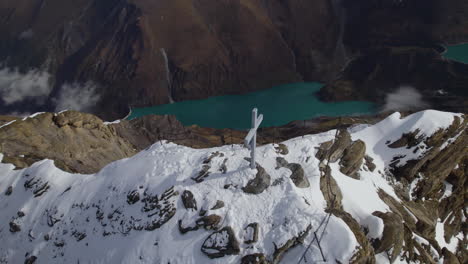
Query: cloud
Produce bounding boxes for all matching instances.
[0,67,52,105]
[53,82,101,112]
[382,86,429,112]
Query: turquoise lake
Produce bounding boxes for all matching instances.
[444,43,468,64]
[128,82,376,129]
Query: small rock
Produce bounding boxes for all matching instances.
[181,190,197,210]
[201,226,240,258]
[274,144,289,155]
[24,256,37,264]
[210,200,225,210]
[126,190,140,205]
[9,221,21,233]
[364,155,376,172]
[5,186,13,196]
[196,215,222,230]
[244,223,259,244]
[199,209,207,216]
[17,211,25,217]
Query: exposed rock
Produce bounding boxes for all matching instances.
[272,225,312,264]
[364,155,376,172]
[201,227,240,258]
[388,129,424,149]
[210,200,225,210]
[141,187,178,231]
[319,166,343,210]
[24,256,37,264]
[9,221,21,233]
[371,212,404,263]
[242,164,271,195]
[5,186,13,196]
[243,223,259,244]
[0,111,137,174]
[179,214,222,234]
[315,130,352,163]
[241,253,270,264]
[181,190,197,211]
[192,165,211,183]
[339,140,366,179]
[126,190,140,205]
[203,152,223,164]
[196,215,222,230]
[329,209,376,264]
[275,157,310,188]
[178,220,199,234]
[442,247,461,264]
[274,144,289,155]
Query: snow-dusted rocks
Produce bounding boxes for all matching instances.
[201,227,240,258]
[275,157,310,188]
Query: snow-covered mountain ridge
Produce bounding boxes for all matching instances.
[0,110,466,263]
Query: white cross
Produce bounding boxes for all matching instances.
[244,108,263,169]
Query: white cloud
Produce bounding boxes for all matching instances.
[0,67,52,105]
[383,86,429,112]
[53,82,101,112]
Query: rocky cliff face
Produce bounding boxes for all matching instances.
[0,0,340,120]
[322,0,468,113]
[0,110,466,263]
[1,0,467,119]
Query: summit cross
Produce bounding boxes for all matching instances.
[244,108,263,169]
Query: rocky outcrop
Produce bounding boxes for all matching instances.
[316,129,367,179]
[339,140,366,179]
[0,111,137,173]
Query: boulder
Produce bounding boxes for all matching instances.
[181,190,197,211]
[242,164,271,195]
[243,223,259,244]
[201,227,240,258]
[276,157,310,188]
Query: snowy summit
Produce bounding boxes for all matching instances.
[0,110,466,264]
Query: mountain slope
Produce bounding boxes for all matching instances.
[0,110,466,263]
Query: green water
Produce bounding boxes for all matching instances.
[128,82,376,129]
[444,43,468,64]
